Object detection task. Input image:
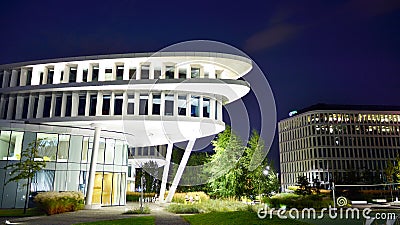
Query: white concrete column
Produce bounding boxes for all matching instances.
[71,92,79,116]
[160,92,165,116]
[15,96,24,119]
[199,97,203,118]
[36,95,45,118]
[165,139,196,203]
[173,93,178,116]
[85,125,102,207]
[210,99,216,120]
[61,94,67,117]
[159,143,173,202]
[50,93,56,117]
[110,93,115,115]
[186,94,191,117]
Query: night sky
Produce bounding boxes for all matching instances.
[0,0,399,166]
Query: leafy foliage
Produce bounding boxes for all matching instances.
[34,191,84,215]
[206,127,279,200]
[295,175,311,196]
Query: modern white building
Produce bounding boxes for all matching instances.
[279,104,400,190]
[0,52,251,208]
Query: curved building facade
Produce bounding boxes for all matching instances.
[0,52,251,208]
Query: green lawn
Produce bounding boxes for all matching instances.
[182,211,311,225]
[0,208,45,217]
[75,216,154,225]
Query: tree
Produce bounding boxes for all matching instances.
[295,175,311,196]
[4,139,48,213]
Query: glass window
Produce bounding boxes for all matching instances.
[102,94,111,115]
[39,72,44,85]
[26,68,32,85]
[191,96,200,117]
[165,94,174,116]
[65,94,72,117]
[68,135,82,163]
[204,71,209,78]
[191,67,200,78]
[43,94,52,118]
[141,65,149,79]
[60,71,64,82]
[112,173,121,205]
[154,67,161,79]
[97,139,105,164]
[152,94,161,115]
[57,134,70,161]
[114,94,123,115]
[203,97,210,118]
[92,65,99,82]
[15,70,21,86]
[105,139,115,164]
[102,172,112,205]
[47,68,54,84]
[129,68,136,80]
[89,94,97,116]
[114,140,123,165]
[22,95,29,119]
[105,68,113,81]
[82,69,88,82]
[139,94,148,115]
[31,170,54,192]
[116,65,124,80]
[78,93,86,116]
[178,68,186,79]
[0,71,3,87]
[127,94,134,114]
[54,95,62,117]
[0,131,11,160]
[178,95,187,116]
[81,137,89,162]
[32,95,39,118]
[69,66,77,82]
[37,133,58,161]
[165,66,174,79]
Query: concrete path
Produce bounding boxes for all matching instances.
[0,203,189,225]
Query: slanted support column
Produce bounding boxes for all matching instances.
[85,125,102,207]
[159,143,173,202]
[165,139,196,203]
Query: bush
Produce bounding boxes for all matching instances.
[123,205,151,214]
[169,191,209,203]
[166,199,248,214]
[264,193,332,209]
[126,192,156,202]
[34,191,84,215]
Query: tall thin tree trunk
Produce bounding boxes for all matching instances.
[24,176,30,214]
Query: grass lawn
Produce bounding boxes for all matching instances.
[0,208,45,217]
[182,211,311,225]
[75,216,154,225]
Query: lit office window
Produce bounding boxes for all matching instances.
[114,94,123,115]
[102,94,111,115]
[178,95,187,116]
[165,94,174,116]
[37,133,58,161]
[0,131,11,160]
[139,94,149,115]
[78,93,86,116]
[127,94,135,115]
[141,65,149,79]
[57,134,70,161]
[152,94,161,115]
[116,65,124,80]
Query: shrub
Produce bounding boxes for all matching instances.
[264,193,331,209]
[166,199,248,214]
[123,205,151,214]
[34,191,84,215]
[166,204,200,214]
[126,192,156,202]
[169,191,209,203]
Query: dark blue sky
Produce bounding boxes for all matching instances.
[1,0,399,164]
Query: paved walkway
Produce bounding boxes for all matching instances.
[0,203,189,225]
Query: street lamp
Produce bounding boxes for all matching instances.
[263,166,270,176]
